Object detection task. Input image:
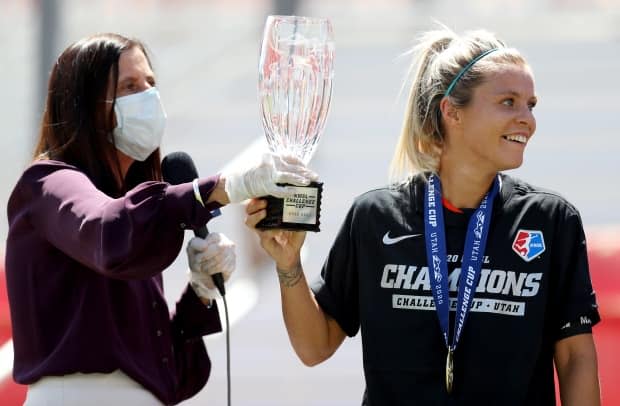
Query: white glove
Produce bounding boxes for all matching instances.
[223,152,319,203]
[186,233,236,300]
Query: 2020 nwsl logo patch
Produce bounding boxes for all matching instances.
[512,230,546,262]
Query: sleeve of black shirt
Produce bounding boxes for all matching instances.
[553,208,601,341]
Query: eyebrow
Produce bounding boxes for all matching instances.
[494,89,537,101]
[117,74,156,86]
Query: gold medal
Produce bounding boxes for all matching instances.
[445,349,454,394]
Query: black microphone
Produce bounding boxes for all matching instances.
[162,151,226,296]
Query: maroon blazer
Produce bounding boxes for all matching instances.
[5,160,223,405]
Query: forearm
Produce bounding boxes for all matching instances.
[206,174,230,205]
[277,263,341,366]
[555,336,601,406]
[557,357,600,405]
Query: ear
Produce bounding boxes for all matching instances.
[439,97,461,127]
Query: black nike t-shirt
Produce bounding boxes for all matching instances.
[312,173,600,406]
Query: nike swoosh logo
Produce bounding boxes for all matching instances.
[382,231,422,245]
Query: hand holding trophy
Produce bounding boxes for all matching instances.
[256,15,335,232]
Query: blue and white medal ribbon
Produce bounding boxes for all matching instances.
[423,173,500,393]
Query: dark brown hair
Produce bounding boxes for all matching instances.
[34,33,162,196]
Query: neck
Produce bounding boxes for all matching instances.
[119,157,133,179]
[113,150,135,188]
[438,164,497,209]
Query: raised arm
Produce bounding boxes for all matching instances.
[11,162,220,279]
[245,198,346,365]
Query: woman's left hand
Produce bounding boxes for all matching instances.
[186,233,236,300]
[244,198,306,272]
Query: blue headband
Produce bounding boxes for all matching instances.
[444,48,499,97]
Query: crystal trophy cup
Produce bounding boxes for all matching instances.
[256,15,334,232]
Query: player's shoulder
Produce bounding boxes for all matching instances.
[501,173,580,217]
[350,175,421,215]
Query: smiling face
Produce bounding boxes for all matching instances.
[442,63,537,176]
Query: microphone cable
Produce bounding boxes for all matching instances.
[161,152,232,406]
[213,277,231,406]
[198,228,231,406]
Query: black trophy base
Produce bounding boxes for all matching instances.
[256,182,323,232]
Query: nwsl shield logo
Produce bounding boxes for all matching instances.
[512,230,546,262]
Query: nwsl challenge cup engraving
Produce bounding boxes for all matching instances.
[256,15,334,232]
[283,186,318,224]
[259,183,323,231]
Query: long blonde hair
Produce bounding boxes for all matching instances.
[389,27,528,182]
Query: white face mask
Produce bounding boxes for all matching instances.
[112,87,167,161]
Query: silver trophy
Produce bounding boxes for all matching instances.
[256,15,334,232]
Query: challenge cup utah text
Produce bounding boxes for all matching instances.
[382,254,542,317]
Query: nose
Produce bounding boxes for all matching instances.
[139,80,153,92]
[518,105,536,134]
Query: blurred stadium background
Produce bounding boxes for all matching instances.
[1,0,619,404]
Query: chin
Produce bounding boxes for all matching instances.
[495,144,527,171]
[497,157,524,172]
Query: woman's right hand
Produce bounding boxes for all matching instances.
[223,152,319,203]
[245,198,306,271]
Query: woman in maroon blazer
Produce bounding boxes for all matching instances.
[5,33,316,405]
